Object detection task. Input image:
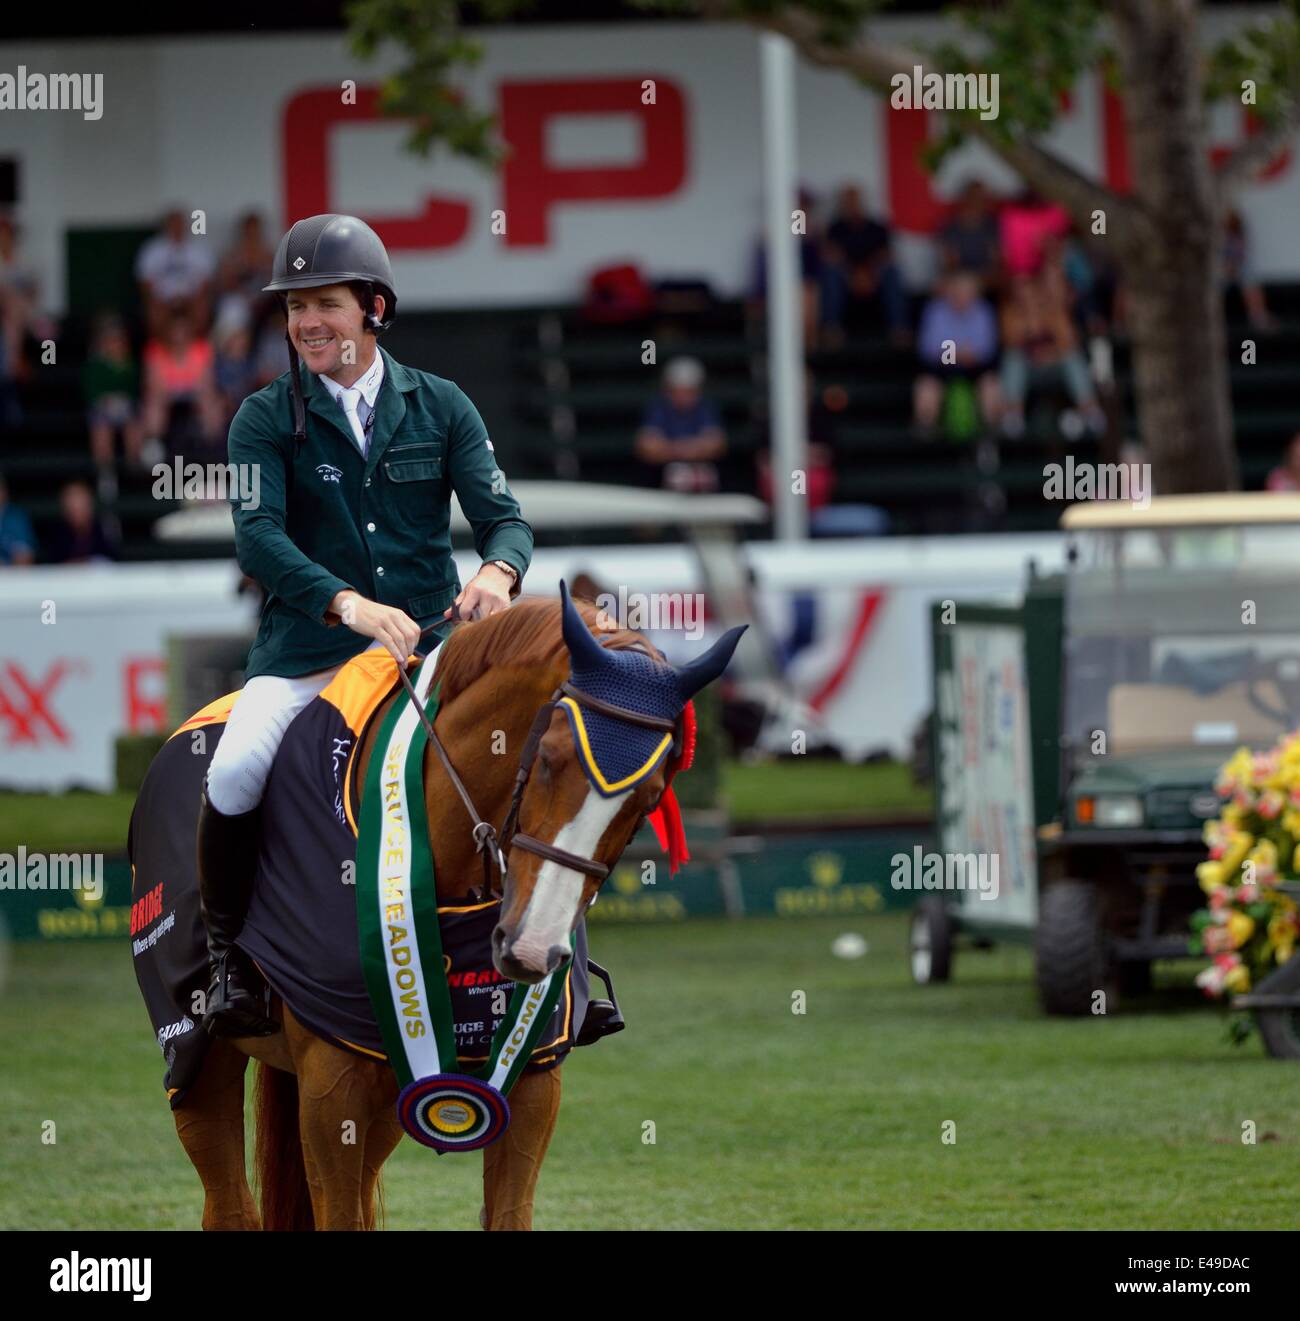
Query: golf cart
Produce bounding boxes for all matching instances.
[914,493,1300,1022]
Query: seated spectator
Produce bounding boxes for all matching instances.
[135,208,217,336]
[749,187,837,350]
[1223,208,1276,332]
[213,302,258,424]
[757,368,836,512]
[1266,432,1300,492]
[83,314,142,468]
[218,211,276,332]
[45,480,118,564]
[825,183,909,343]
[999,272,1105,438]
[0,213,49,429]
[0,471,36,565]
[999,190,1070,278]
[938,180,1002,290]
[140,304,225,461]
[635,357,727,493]
[912,271,1000,438]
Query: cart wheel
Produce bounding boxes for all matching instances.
[910,897,953,984]
[1255,1008,1300,1060]
[1036,879,1112,1016]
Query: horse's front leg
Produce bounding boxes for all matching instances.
[482,1065,562,1231]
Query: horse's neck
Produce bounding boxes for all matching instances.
[421,663,565,901]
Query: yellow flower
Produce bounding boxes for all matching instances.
[1220,833,1254,876]
[1224,964,1251,993]
[1197,861,1225,892]
[1227,910,1255,948]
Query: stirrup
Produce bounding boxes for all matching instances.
[577,960,625,1047]
[203,950,278,1038]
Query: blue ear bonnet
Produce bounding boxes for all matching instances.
[561,647,683,797]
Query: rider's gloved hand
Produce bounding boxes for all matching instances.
[329,590,422,664]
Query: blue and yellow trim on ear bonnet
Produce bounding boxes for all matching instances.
[560,646,683,798]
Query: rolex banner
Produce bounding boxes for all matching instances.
[355,652,572,1153]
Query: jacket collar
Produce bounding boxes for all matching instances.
[302,345,415,461]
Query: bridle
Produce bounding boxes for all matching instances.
[392,641,681,902]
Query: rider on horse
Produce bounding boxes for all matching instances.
[200,213,531,1038]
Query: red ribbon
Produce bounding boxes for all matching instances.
[646,700,696,874]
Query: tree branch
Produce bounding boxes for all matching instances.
[739,4,1152,244]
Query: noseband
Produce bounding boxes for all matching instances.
[394,655,680,901]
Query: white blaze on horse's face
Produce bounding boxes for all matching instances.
[505,787,627,980]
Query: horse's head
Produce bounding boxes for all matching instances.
[492,582,744,983]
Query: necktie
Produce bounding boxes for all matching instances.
[339,388,367,456]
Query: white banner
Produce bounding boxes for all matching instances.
[0,536,1064,790]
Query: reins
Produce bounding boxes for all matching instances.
[394,614,680,901]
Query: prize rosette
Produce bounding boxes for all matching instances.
[397,1073,511,1152]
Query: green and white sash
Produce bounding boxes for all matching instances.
[355,651,572,1152]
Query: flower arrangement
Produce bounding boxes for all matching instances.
[1191,741,1300,1012]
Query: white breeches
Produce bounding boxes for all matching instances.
[205,665,345,816]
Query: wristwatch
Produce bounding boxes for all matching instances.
[488,559,519,585]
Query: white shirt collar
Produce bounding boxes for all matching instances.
[321,349,385,409]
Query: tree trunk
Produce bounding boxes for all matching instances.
[1112,0,1238,493]
[1121,240,1237,494]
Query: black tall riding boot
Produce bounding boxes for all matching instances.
[196,785,278,1037]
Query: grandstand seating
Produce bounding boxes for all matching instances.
[2,290,1298,559]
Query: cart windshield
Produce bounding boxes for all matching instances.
[1063,522,1300,765]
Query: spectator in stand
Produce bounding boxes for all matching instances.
[45,480,118,564]
[139,303,225,461]
[999,271,1106,438]
[938,180,1002,290]
[913,270,1000,437]
[825,183,909,344]
[757,368,836,514]
[0,471,36,565]
[635,356,727,493]
[213,301,258,425]
[218,211,276,332]
[135,208,217,336]
[748,187,837,350]
[0,213,51,429]
[999,190,1071,279]
[1265,432,1300,492]
[83,314,143,469]
[1223,208,1276,332]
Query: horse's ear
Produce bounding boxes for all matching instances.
[673,625,747,699]
[559,579,606,670]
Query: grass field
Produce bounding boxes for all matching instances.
[1,913,1296,1230]
[0,762,931,854]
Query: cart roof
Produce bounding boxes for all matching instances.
[1060,493,1300,530]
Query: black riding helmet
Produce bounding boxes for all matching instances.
[263,213,398,443]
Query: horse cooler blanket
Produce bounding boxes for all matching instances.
[129,650,590,1111]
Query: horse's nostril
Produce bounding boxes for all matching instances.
[547,945,568,972]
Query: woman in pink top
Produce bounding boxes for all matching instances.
[140,303,225,459]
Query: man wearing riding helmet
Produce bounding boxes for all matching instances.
[198,213,531,1038]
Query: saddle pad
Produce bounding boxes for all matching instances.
[129,650,588,1109]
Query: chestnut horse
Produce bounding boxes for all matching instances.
[163,592,741,1230]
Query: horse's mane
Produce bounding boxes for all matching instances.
[432,595,663,704]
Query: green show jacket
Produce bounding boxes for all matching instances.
[227,346,533,679]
